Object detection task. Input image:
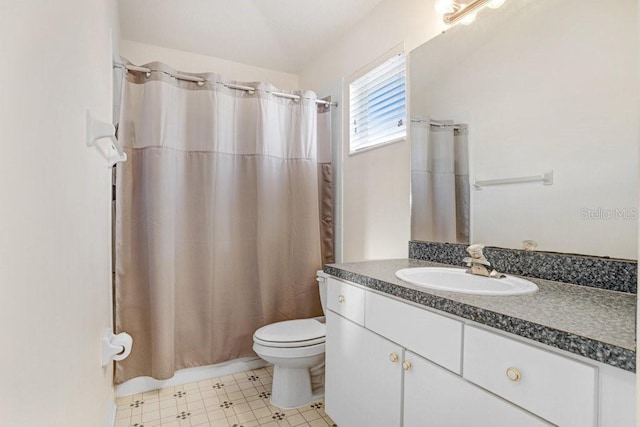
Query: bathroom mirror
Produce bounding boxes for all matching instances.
[409,0,638,260]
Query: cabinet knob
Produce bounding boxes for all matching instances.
[402,360,412,371]
[389,353,399,363]
[338,295,345,303]
[506,367,521,382]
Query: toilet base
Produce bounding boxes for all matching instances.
[269,364,324,409]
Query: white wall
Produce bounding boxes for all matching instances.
[120,40,299,90]
[298,0,445,93]
[411,0,638,259]
[299,0,445,262]
[0,1,117,425]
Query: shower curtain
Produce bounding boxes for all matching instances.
[411,119,469,244]
[114,62,333,383]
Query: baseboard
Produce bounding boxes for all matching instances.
[115,357,269,397]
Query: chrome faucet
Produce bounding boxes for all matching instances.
[463,244,504,278]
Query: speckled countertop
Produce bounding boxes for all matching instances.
[324,259,637,372]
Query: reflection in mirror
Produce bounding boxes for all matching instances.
[411,119,470,244]
[409,0,638,259]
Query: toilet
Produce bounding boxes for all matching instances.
[252,271,328,409]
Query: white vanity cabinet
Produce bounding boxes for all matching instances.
[324,277,636,427]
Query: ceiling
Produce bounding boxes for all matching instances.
[118,0,387,74]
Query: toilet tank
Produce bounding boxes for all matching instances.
[316,270,329,315]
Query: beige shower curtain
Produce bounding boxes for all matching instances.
[114,62,331,383]
[411,119,469,244]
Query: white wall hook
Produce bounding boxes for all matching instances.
[86,110,127,168]
[101,328,133,366]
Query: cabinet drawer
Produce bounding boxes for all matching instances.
[404,351,551,427]
[463,326,597,427]
[327,278,366,325]
[365,291,462,374]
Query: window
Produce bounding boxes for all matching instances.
[348,49,407,154]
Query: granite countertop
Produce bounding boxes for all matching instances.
[324,258,637,372]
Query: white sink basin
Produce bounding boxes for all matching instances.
[395,267,538,296]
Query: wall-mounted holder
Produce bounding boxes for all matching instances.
[101,328,133,366]
[86,110,127,168]
[474,170,553,190]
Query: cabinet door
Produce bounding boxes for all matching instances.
[325,310,402,427]
[600,364,636,427]
[403,351,550,427]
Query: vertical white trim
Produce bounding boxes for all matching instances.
[636,2,640,420]
[105,398,116,427]
[333,88,344,263]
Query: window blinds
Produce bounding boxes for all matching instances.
[349,52,407,153]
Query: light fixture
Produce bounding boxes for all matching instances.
[434,0,456,15]
[460,12,477,25]
[436,0,506,26]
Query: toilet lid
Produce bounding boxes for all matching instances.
[254,319,325,347]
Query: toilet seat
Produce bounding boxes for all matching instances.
[253,318,325,348]
[253,341,325,359]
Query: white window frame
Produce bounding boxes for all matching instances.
[346,44,407,155]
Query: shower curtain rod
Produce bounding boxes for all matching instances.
[114,62,337,107]
[411,117,464,130]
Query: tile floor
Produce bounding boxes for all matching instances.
[115,366,336,427]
